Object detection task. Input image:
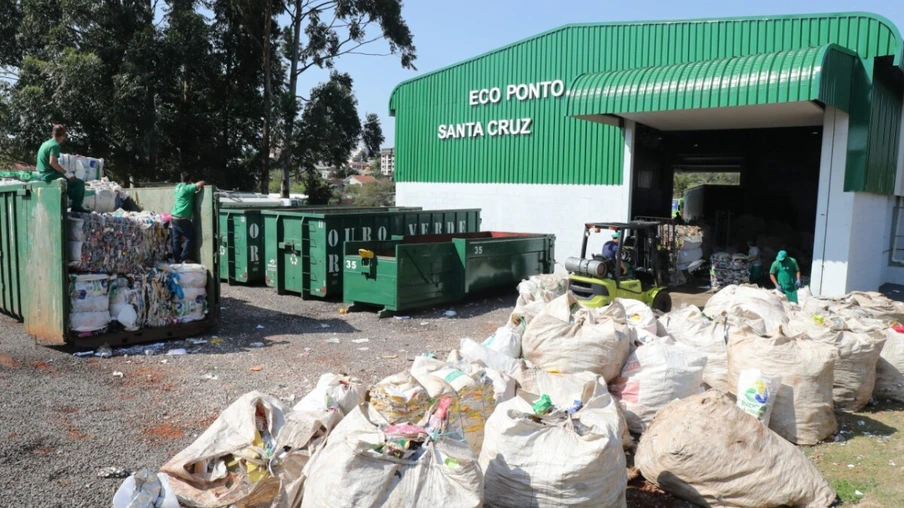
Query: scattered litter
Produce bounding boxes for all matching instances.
[339,308,348,314]
[305,347,312,351]
[201,373,219,381]
[855,490,864,497]
[444,310,457,318]
[166,349,187,356]
[858,420,865,426]
[210,337,223,345]
[186,338,207,345]
[249,342,265,348]
[97,467,131,479]
[298,351,311,357]
[320,323,330,329]
[420,322,429,326]
[160,359,168,365]
[847,464,855,469]
[74,351,94,357]
[891,461,897,466]
[383,355,398,359]
[419,353,436,359]
[96,345,113,359]
[351,339,370,344]
[112,371,124,378]
[113,342,166,357]
[833,434,846,443]
[250,366,263,372]
[256,325,265,329]
[394,316,410,320]
[358,347,370,351]
[112,470,178,508]
[325,338,340,344]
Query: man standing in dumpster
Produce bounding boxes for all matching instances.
[769,250,802,303]
[37,124,88,213]
[171,173,205,263]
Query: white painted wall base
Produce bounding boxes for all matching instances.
[396,182,630,272]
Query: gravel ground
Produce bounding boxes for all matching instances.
[0,284,690,507]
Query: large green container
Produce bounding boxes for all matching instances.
[0,180,220,347]
[264,208,482,298]
[219,209,266,284]
[342,232,554,317]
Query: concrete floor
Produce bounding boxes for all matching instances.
[669,279,714,309]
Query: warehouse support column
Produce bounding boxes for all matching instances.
[621,120,636,222]
[811,107,854,296]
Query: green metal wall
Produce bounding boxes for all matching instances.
[391,13,904,191]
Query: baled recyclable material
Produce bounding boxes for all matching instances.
[83,178,129,213]
[522,295,631,382]
[709,252,750,290]
[609,336,707,434]
[69,273,110,333]
[109,276,146,331]
[479,377,628,508]
[300,402,484,508]
[635,391,836,508]
[59,153,104,182]
[68,211,171,274]
[727,327,837,445]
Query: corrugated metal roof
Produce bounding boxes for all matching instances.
[567,44,860,118]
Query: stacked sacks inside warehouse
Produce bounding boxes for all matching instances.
[65,198,208,337]
[115,274,904,507]
[710,251,750,290]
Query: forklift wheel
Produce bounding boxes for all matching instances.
[652,291,672,313]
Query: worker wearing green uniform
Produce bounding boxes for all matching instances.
[171,172,205,263]
[37,124,88,213]
[769,250,802,303]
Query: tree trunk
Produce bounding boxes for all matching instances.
[280,0,303,198]
[260,0,273,195]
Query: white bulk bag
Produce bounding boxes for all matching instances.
[609,336,707,434]
[70,311,111,332]
[169,263,208,288]
[522,295,631,382]
[875,328,904,402]
[704,284,788,335]
[616,298,658,336]
[482,323,524,359]
[479,378,627,508]
[660,306,731,392]
[635,391,836,508]
[727,327,837,445]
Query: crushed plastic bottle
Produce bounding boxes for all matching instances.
[96,345,113,359]
[532,394,552,416]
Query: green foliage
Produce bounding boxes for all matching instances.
[302,170,335,205]
[362,113,384,157]
[673,172,741,198]
[347,179,395,207]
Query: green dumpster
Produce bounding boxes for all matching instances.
[218,209,266,284]
[264,208,482,298]
[343,232,555,317]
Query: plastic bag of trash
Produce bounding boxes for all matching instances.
[161,391,337,508]
[875,327,904,402]
[609,336,707,434]
[787,312,887,411]
[482,321,524,358]
[301,401,483,508]
[659,306,731,392]
[735,368,782,425]
[522,294,631,382]
[479,376,627,507]
[616,298,658,336]
[842,291,904,323]
[635,391,836,508]
[459,338,523,378]
[293,374,365,416]
[727,327,837,445]
[704,284,787,334]
[368,372,432,425]
[112,470,179,508]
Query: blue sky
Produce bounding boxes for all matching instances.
[294,0,904,148]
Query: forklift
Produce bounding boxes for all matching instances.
[566,221,672,312]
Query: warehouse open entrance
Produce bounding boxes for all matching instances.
[630,122,824,276]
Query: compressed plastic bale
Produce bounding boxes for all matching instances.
[727,327,837,445]
[70,311,111,333]
[300,404,484,508]
[635,390,836,508]
[787,312,887,411]
[660,306,731,392]
[704,284,787,334]
[875,328,904,402]
[521,294,631,382]
[167,263,209,289]
[608,336,707,434]
[479,378,627,508]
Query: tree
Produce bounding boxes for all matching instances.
[278,0,416,197]
[347,179,394,207]
[361,113,383,158]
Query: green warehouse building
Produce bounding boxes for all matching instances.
[390,12,904,296]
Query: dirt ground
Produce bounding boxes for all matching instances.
[1,282,901,507]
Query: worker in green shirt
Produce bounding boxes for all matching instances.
[171,172,205,263]
[36,124,88,213]
[769,250,802,303]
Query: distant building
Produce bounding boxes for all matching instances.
[380,148,395,176]
[347,175,377,186]
[349,161,372,173]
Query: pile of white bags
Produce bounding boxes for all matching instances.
[659,306,731,392]
[704,284,787,334]
[482,321,524,359]
[511,273,569,326]
[635,391,836,508]
[165,263,208,324]
[521,294,631,381]
[59,153,104,182]
[301,402,484,508]
[83,178,129,213]
[609,336,707,434]
[727,327,837,445]
[69,273,111,333]
[675,229,704,271]
[616,298,658,340]
[876,327,904,402]
[479,377,627,507]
